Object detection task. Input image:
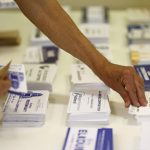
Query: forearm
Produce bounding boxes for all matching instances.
[15,0,109,79]
[15,0,148,108]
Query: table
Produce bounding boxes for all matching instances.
[0,8,141,150]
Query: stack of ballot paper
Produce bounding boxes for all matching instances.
[82,6,108,23]
[71,64,109,91]
[67,90,111,126]
[130,44,150,65]
[0,0,18,9]
[2,90,49,127]
[0,63,27,93]
[79,23,110,46]
[25,64,57,91]
[23,45,59,64]
[128,91,150,123]
[127,23,150,45]
[62,127,113,150]
[134,64,150,91]
[126,8,150,24]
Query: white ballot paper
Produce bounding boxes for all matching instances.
[2,90,49,127]
[128,92,150,123]
[25,64,57,91]
[62,127,113,150]
[79,23,109,45]
[71,64,109,91]
[67,90,111,125]
[0,0,18,9]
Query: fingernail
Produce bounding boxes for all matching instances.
[136,103,140,107]
[143,101,148,106]
[125,101,130,107]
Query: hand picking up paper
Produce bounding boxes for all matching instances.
[0,61,11,96]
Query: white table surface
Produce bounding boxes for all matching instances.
[0,8,142,150]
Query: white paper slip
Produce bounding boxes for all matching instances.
[126,8,150,23]
[2,90,49,127]
[128,92,150,115]
[83,6,108,23]
[2,121,44,127]
[62,128,113,150]
[0,64,27,93]
[129,44,150,52]
[71,64,109,91]
[67,90,110,114]
[23,45,59,64]
[3,90,49,116]
[25,64,57,91]
[67,90,110,126]
[79,23,109,45]
[0,0,18,9]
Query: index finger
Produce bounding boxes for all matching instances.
[121,70,140,107]
[135,76,147,106]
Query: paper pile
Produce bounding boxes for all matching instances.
[62,127,113,150]
[25,64,57,91]
[82,6,108,23]
[23,45,59,64]
[128,92,150,123]
[130,44,150,65]
[2,90,49,127]
[79,23,109,45]
[71,63,109,91]
[0,0,18,9]
[67,90,110,126]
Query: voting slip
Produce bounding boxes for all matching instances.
[127,23,150,45]
[67,90,111,126]
[25,64,57,91]
[128,92,150,123]
[0,64,27,93]
[134,64,150,91]
[0,0,18,9]
[62,127,113,150]
[79,23,109,45]
[82,6,108,24]
[23,45,59,64]
[71,64,109,91]
[2,90,49,127]
[129,44,150,65]
[126,8,150,24]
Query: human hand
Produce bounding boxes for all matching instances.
[0,61,11,96]
[100,62,147,107]
[0,79,11,96]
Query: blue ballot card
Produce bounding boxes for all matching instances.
[62,128,113,150]
[134,64,150,91]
